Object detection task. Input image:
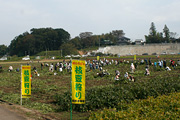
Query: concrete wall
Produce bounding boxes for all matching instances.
[102,43,180,55]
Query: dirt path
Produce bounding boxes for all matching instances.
[0,59,63,65]
[0,100,56,120]
[0,105,26,120]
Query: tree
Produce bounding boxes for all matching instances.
[149,22,157,37]
[79,32,93,39]
[163,25,170,42]
[145,22,159,43]
[8,28,70,56]
[156,32,164,43]
[0,45,8,56]
[70,37,82,49]
[170,32,178,39]
[79,32,96,49]
[111,30,125,38]
[60,43,78,56]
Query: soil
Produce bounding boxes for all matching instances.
[0,100,56,120]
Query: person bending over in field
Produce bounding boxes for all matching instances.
[99,66,103,71]
[8,66,13,72]
[115,70,120,76]
[124,72,129,80]
[144,59,148,65]
[45,63,49,67]
[140,59,144,65]
[0,65,2,72]
[114,74,120,80]
[134,61,138,69]
[130,63,135,73]
[170,60,175,69]
[49,63,54,72]
[154,61,157,69]
[103,69,110,76]
[158,60,162,68]
[177,60,180,66]
[16,68,20,72]
[41,62,44,70]
[114,70,120,80]
[145,68,150,75]
[129,75,135,82]
[165,66,171,71]
[34,70,39,76]
[67,63,71,72]
[33,66,37,71]
[163,59,167,68]
[124,72,135,82]
[149,58,152,65]
[97,72,104,77]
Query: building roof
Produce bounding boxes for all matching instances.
[117,36,131,45]
[135,39,143,42]
[119,36,130,40]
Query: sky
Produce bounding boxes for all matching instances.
[0,0,180,46]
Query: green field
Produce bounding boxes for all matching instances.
[0,55,180,119]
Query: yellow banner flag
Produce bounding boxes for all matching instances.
[21,66,31,98]
[97,56,99,61]
[134,55,136,60]
[71,60,85,104]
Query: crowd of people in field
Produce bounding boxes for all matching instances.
[1,57,180,82]
[84,58,179,82]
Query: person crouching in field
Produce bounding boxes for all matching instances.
[0,65,2,72]
[8,66,13,72]
[124,72,129,80]
[130,63,135,73]
[114,74,120,80]
[41,62,44,70]
[114,70,120,80]
[134,61,138,69]
[163,59,167,68]
[158,60,162,68]
[124,72,135,82]
[115,70,120,76]
[165,66,171,71]
[177,60,180,66]
[129,75,135,82]
[49,63,54,72]
[34,70,40,76]
[145,68,150,75]
[154,61,157,70]
[170,60,175,69]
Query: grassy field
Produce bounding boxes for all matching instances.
[0,55,180,119]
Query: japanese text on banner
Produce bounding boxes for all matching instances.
[72,60,85,104]
[21,66,31,98]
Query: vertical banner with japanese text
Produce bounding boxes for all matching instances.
[21,66,31,98]
[97,56,99,61]
[72,60,85,104]
[134,55,136,60]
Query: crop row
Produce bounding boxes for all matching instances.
[89,92,180,119]
[54,75,180,112]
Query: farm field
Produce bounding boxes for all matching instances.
[0,55,180,119]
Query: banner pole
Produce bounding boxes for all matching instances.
[70,59,72,120]
[21,65,22,106]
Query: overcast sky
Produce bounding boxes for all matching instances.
[0,0,180,45]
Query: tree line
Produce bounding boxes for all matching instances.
[145,22,179,43]
[0,29,125,56]
[0,24,179,57]
[60,30,125,55]
[7,28,70,56]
